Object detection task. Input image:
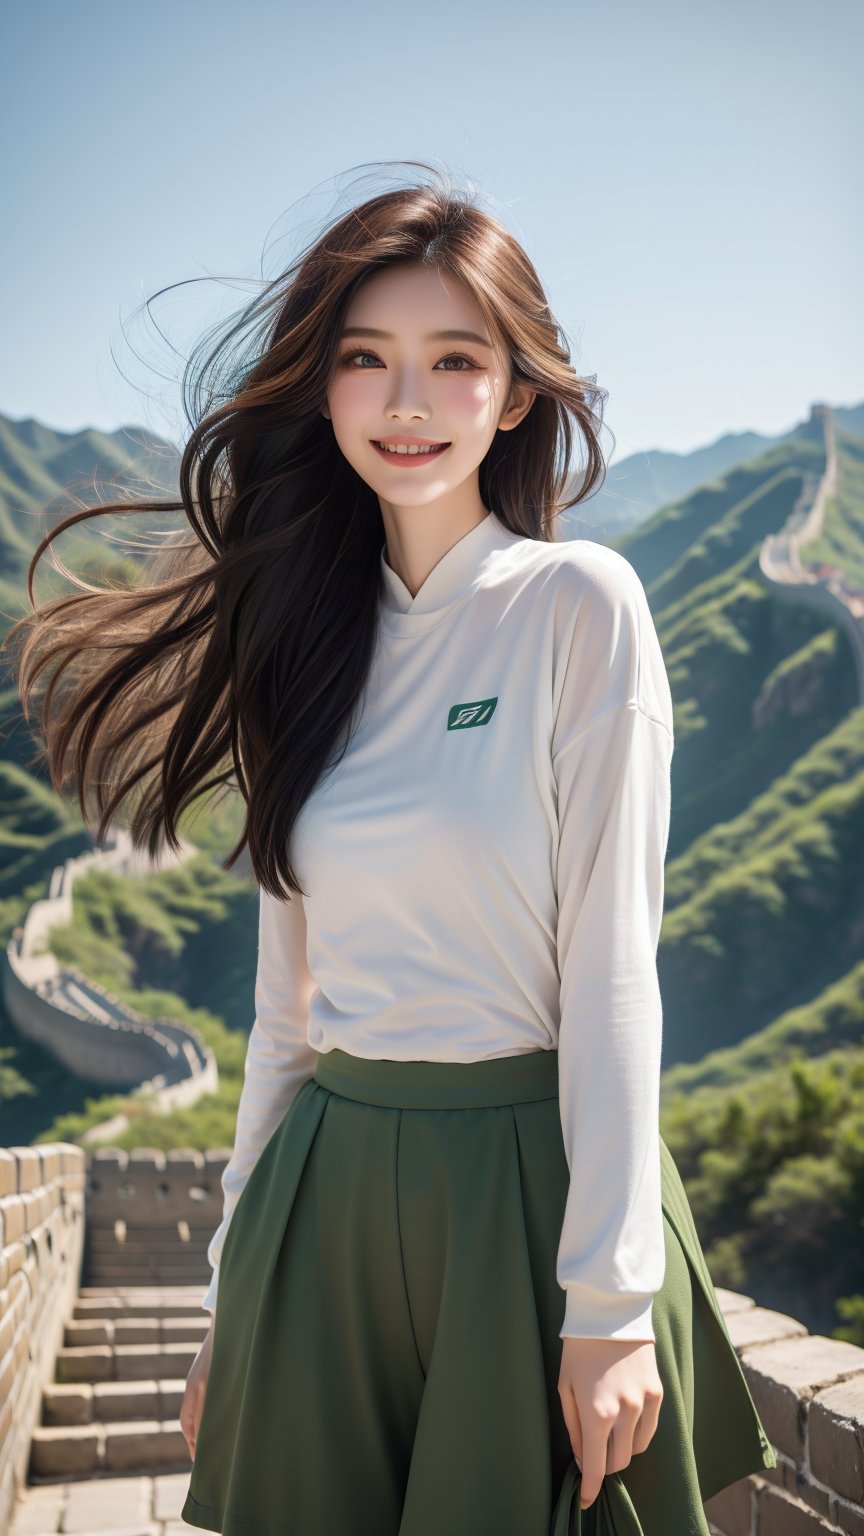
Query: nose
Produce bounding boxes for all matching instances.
[384,365,432,422]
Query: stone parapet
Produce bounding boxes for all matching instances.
[0,1142,86,1534]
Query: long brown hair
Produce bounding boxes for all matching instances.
[3,161,610,902]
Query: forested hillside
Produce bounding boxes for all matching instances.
[613,408,864,1340]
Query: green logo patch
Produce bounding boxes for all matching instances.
[447,697,498,730]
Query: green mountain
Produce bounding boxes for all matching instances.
[0,412,182,618]
[563,398,864,538]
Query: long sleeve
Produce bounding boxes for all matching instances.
[551,549,674,1342]
[201,885,319,1317]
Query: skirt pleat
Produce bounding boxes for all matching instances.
[181,1049,776,1536]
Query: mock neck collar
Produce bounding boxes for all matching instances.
[378,510,521,637]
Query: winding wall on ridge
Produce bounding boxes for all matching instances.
[2,826,218,1140]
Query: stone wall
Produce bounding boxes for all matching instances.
[81,1146,230,1288]
[2,950,217,1099]
[2,824,218,1132]
[0,1142,86,1535]
[703,1290,864,1535]
[757,402,864,699]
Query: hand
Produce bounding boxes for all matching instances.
[180,1324,214,1462]
[557,1336,663,1510]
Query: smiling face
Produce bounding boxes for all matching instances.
[321,262,535,525]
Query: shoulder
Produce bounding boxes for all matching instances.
[507,531,648,617]
[546,536,648,615]
[531,537,672,737]
[512,534,652,657]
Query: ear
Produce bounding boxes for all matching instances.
[321,404,331,421]
[497,380,536,433]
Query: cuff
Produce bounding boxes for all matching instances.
[559,1284,657,1343]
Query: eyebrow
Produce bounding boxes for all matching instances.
[340,326,493,347]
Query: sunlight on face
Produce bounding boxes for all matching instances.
[323,263,515,511]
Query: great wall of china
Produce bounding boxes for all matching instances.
[757,404,864,698]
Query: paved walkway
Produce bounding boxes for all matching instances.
[8,1471,192,1535]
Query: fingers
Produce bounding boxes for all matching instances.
[631,1384,663,1456]
[558,1383,583,1470]
[180,1337,212,1464]
[559,1387,656,1509]
[578,1403,616,1508]
[179,1406,196,1461]
[558,1381,611,1510]
[558,1339,665,1508]
[180,1382,203,1462]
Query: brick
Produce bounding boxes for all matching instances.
[152,1472,192,1520]
[0,1151,18,1198]
[1,1198,25,1245]
[93,1381,160,1420]
[27,1424,100,1478]
[725,1306,809,1350]
[810,1376,864,1505]
[703,1469,754,1533]
[55,1346,113,1383]
[831,1491,864,1536]
[41,1382,94,1427]
[103,1421,188,1471]
[7,1151,41,1196]
[62,1471,150,1530]
[742,1335,864,1461]
[758,1482,840,1534]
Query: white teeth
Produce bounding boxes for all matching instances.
[376,442,445,455]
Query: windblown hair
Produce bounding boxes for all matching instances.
[3,161,610,901]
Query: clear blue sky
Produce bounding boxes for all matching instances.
[2,0,861,459]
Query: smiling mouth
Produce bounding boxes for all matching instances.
[371,440,451,461]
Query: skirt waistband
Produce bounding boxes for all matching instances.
[313,1046,559,1109]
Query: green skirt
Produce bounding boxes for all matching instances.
[181,1048,776,1535]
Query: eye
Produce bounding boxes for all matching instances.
[436,352,481,371]
[340,348,481,371]
[340,349,381,369]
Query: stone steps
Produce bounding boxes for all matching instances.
[80,1260,211,1286]
[8,1287,207,1535]
[74,1291,207,1320]
[6,1472,192,1535]
[81,1224,213,1288]
[55,1344,203,1385]
[44,1380,192,1428]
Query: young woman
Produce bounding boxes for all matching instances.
[8,165,776,1534]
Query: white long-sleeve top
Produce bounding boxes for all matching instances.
[202,509,674,1341]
